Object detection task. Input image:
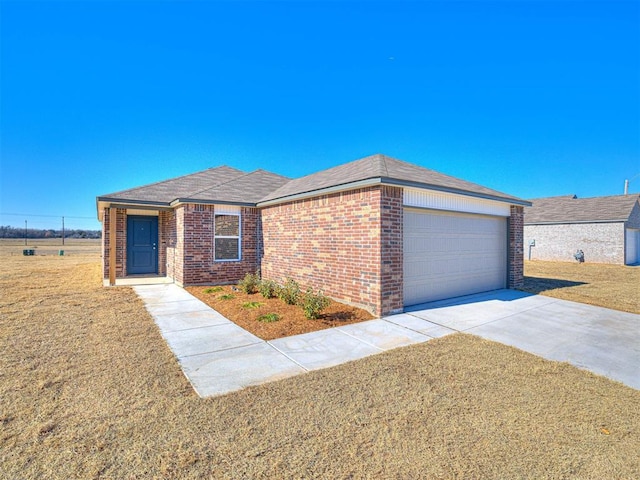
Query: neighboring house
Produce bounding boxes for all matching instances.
[524,194,640,265]
[96,154,530,316]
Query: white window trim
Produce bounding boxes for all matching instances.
[214,212,242,262]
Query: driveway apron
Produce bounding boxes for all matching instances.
[405,289,640,390]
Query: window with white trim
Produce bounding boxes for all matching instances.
[214,213,241,261]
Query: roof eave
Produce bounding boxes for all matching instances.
[524,219,628,225]
[257,177,530,208]
[257,178,382,207]
[382,177,532,206]
[170,198,257,208]
[96,197,173,222]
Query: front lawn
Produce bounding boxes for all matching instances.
[522,260,640,314]
[2,248,639,478]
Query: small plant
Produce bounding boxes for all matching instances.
[219,294,235,300]
[257,313,280,323]
[301,288,331,319]
[242,301,263,309]
[258,279,278,299]
[204,286,223,294]
[238,272,260,294]
[278,277,300,305]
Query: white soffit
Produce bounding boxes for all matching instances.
[403,188,511,217]
[215,204,241,215]
[126,209,159,216]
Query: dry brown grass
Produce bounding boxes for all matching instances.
[2,248,639,478]
[523,260,640,314]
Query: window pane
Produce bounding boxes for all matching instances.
[215,238,239,260]
[215,215,239,236]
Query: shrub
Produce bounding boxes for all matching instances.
[238,272,260,294]
[257,313,280,323]
[242,301,263,309]
[278,277,300,305]
[301,288,331,319]
[258,279,278,299]
[204,286,223,294]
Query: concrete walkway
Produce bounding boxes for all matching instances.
[135,285,639,397]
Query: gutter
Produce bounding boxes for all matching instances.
[257,177,531,208]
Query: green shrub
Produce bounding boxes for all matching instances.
[219,294,235,300]
[257,313,280,323]
[242,301,263,309]
[204,286,223,294]
[258,279,278,299]
[238,272,260,294]
[278,277,300,305]
[301,288,331,319]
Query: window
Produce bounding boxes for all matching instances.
[214,213,241,261]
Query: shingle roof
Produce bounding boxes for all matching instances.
[259,154,526,205]
[98,166,290,206]
[184,169,291,204]
[97,153,528,210]
[524,194,640,224]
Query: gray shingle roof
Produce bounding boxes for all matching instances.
[98,166,290,206]
[97,153,527,209]
[184,169,291,204]
[524,194,640,224]
[259,154,526,205]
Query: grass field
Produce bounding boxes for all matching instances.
[523,260,640,314]
[1,248,639,478]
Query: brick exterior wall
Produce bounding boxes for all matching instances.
[261,186,403,316]
[102,207,127,278]
[508,205,524,288]
[524,222,625,264]
[380,186,404,315]
[169,204,261,286]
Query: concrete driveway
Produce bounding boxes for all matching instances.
[136,285,639,397]
[404,289,640,390]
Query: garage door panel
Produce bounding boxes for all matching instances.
[404,209,507,306]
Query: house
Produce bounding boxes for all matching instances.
[96,154,530,316]
[524,194,640,265]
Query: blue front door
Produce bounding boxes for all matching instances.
[127,216,158,275]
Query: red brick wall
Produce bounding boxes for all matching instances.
[508,205,524,288]
[102,207,126,279]
[380,186,404,315]
[171,204,261,285]
[261,186,403,316]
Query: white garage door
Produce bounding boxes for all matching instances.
[626,229,640,265]
[404,208,507,306]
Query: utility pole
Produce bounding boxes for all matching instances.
[24,220,27,246]
[62,216,65,246]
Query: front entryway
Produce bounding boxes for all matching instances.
[127,215,158,275]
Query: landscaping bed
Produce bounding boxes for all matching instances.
[186,284,374,340]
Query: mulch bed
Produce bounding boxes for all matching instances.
[186,285,374,340]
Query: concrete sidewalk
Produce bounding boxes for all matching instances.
[136,285,639,397]
[135,284,451,397]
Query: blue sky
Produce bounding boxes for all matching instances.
[1,0,639,231]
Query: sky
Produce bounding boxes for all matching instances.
[1,0,639,231]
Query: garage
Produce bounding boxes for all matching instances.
[626,228,640,265]
[404,208,507,306]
